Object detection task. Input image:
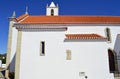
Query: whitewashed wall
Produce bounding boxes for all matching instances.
[68,26,120,48]
[18,26,117,79]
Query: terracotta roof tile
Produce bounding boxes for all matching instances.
[65,34,106,39]
[17,15,120,24]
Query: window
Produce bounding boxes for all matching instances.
[108,49,115,73]
[105,28,111,42]
[40,41,45,56]
[66,50,71,60]
[51,9,54,16]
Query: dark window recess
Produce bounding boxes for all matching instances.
[41,41,45,55]
[106,28,111,41]
[51,9,54,16]
[108,49,115,73]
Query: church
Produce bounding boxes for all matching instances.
[5,2,120,79]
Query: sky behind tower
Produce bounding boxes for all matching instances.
[0,0,120,54]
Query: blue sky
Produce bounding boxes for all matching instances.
[0,0,120,54]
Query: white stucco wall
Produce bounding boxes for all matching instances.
[10,27,18,72]
[18,26,116,79]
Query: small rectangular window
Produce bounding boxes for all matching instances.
[66,50,71,60]
[40,41,45,56]
[106,28,111,42]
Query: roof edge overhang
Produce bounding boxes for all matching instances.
[14,23,120,27]
[13,23,120,31]
[64,38,107,42]
[14,23,68,31]
[64,33,107,42]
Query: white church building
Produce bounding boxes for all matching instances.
[5,2,120,79]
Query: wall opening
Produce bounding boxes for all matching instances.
[51,9,54,16]
[108,49,115,73]
[105,28,111,42]
[40,41,45,56]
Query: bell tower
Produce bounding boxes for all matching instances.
[46,2,59,16]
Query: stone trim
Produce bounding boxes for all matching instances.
[15,24,67,29]
[5,21,14,79]
[15,31,22,79]
[66,50,72,60]
[17,28,67,32]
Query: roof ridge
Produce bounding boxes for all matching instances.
[26,15,120,17]
[16,14,29,22]
[18,15,29,23]
[16,15,120,24]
